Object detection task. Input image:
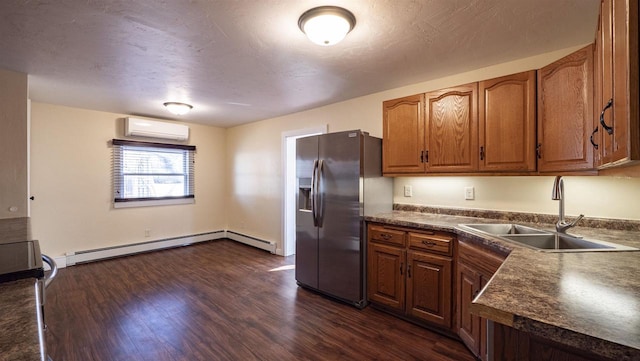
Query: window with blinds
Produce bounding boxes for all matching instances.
[112,139,195,208]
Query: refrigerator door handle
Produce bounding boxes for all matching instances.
[316,159,325,228]
[311,159,319,227]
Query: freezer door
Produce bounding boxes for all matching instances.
[295,136,319,288]
[317,131,363,303]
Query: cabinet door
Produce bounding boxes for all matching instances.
[457,261,482,358]
[382,94,426,174]
[425,83,479,172]
[367,243,405,311]
[598,0,640,167]
[538,45,594,172]
[406,251,452,328]
[479,71,537,172]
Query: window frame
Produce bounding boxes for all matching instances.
[112,139,196,208]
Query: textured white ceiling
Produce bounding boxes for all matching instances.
[0,0,600,127]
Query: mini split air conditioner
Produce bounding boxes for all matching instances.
[125,117,189,141]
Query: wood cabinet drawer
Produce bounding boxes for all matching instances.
[408,231,453,256]
[368,225,406,247]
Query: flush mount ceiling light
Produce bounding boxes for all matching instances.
[298,6,356,46]
[163,102,193,115]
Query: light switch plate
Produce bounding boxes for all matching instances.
[404,185,413,197]
[465,187,475,200]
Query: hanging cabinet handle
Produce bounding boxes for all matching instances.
[600,98,614,135]
[480,146,485,161]
[380,233,392,241]
[400,263,403,276]
[422,240,437,247]
[424,150,429,163]
[407,264,412,278]
[420,150,424,163]
[590,126,599,150]
[536,143,542,159]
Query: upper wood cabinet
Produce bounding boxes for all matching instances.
[537,45,595,173]
[593,0,640,168]
[382,94,425,174]
[425,84,479,172]
[479,71,537,172]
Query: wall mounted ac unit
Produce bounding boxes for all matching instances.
[125,117,189,141]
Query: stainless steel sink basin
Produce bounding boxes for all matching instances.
[458,223,638,252]
[499,234,637,251]
[459,223,549,235]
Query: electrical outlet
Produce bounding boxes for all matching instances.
[144,229,151,237]
[404,185,413,197]
[464,187,475,200]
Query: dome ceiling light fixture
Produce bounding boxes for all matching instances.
[298,6,356,46]
[163,102,193,115]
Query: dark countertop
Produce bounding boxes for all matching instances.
[366,210,640,361]
[0,217,44,360]
[0,278,43,361]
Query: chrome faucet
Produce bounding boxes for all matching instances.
[551,176,584,233]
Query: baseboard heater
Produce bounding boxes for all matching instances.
[225,231,277,254]
[66,231,226,266]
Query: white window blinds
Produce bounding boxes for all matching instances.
[112,139,195,205]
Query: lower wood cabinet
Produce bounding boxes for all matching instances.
[368,242,405,310]
[406,249,452,326]
[491,322,614,361]
[367,223,453,330]
[456,238,506,361]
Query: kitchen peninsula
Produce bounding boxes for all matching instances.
[366,207,640,361]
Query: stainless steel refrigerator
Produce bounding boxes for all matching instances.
[295,130,392,308]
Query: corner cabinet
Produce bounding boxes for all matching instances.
[593,0,640,168]
[382,94,426,174]
[537,45,595,172]
[456,238,506,361]
[479,71,537,172]
[367,223,454,330]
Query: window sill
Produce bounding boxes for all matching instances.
[113,198,195,209]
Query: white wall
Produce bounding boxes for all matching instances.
[30,103,227,257]
[225,44,640,253]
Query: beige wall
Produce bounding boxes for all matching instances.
[30,103,227,257]
[0,69,28,219]
[225,44,640,253]
[394,176,640,221]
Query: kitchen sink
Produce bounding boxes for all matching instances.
[458,223,638,252]
[459,223,549,235]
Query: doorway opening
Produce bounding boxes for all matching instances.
[281,126,327,256]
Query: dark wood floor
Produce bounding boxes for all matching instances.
[45,240,475,361]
